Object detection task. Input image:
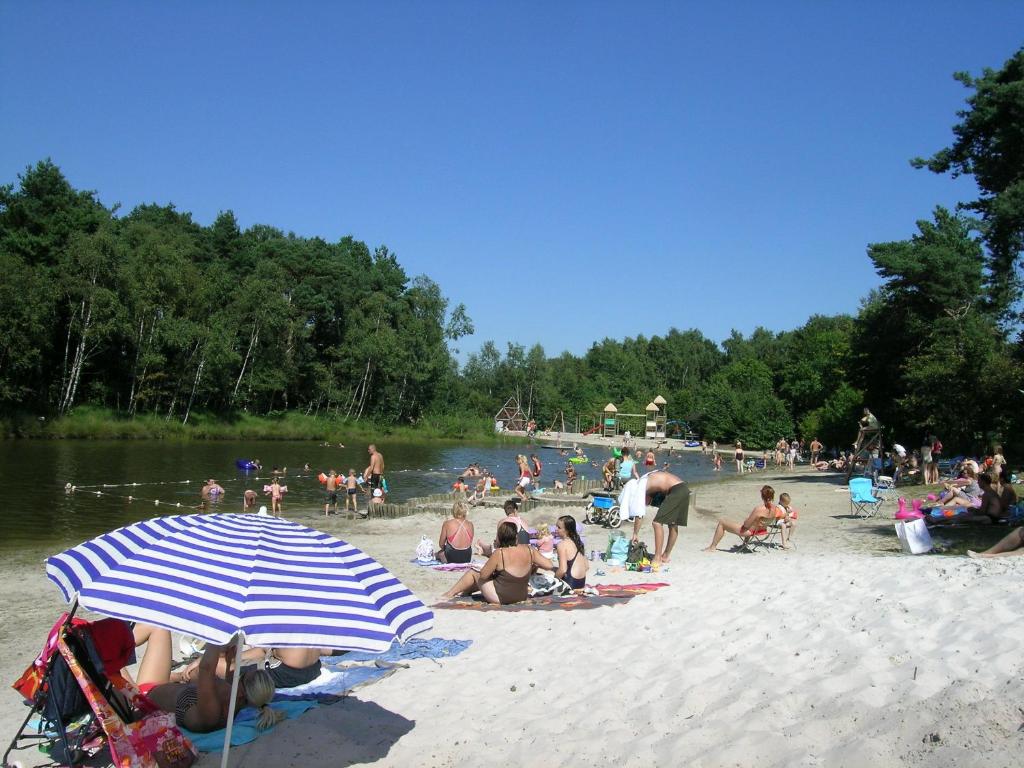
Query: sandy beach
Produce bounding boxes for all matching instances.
[2,466,1021,767]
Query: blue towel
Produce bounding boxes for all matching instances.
[181,699,319,752]
[339,637,472,663]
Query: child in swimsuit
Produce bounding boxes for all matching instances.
[345,469,359,514]
[776,492,799,548]
[266,479,286,516]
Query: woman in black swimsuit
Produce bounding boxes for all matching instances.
[554,515,588,590]
[436,501,475,563]
[443,521,553,604]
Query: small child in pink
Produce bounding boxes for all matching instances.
[534,523,555,562]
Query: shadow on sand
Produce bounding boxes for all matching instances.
[220,697,414,767]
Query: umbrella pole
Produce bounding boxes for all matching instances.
[220,633,244,768]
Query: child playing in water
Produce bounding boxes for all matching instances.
[564,462,577,493]
[266,478,286,516]
[777,492,798,548]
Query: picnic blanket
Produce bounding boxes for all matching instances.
[182,638,471,751]
[434,582,668,611]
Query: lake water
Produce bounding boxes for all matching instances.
[0,438,723,551]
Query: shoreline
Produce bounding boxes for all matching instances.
[2,466,1020,767]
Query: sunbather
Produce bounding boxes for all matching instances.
[703,485,778,552]
[132,624,285,733]
[967,527,1024,558]
[444,521,554,604]
[173,645,327,689]
[928,472,1001,525]
[436,501,474,564]
[554,515,588,590]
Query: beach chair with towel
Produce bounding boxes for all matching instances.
[849,477,883,518]
[5,613,196,767]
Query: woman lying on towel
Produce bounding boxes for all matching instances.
[703,485,778,552]
[171,645,326,690]
[132,624,285,733]
[443,521,554,604]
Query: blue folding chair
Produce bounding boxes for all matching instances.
[849,477,882,517]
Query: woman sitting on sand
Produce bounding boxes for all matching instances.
[436,501,474,564]
[934,464,982,508]
[703,485,779,552]
[444,521,554,604]
[132,624,284,733]
[554,515,588,590]
[968,526,1024,558]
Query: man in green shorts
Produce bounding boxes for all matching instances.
[628,470,689,564]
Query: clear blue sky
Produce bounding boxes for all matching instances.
[2,2,1022,361]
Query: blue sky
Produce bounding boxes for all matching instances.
[2,2,1022,361]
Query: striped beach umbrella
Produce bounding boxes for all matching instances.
[46,513,434,652]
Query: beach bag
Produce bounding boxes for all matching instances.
[626,541,651,564]
[415,535,435,563]
[606,533,629,565]
[894,518,933,555]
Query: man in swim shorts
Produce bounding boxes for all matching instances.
[621,470,690,564]
[364,444,384,490]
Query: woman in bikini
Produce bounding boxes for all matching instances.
[554,515,588,591]
[443,521,553,604]
[703,484,778,552]
[436,501,475,563]
[131,624,284,733]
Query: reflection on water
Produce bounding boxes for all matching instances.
[0,439,723,551]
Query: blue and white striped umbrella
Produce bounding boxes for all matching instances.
[46,513,433,652]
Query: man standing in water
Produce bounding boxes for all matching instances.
[621,470,690,564]
[364,444,385,491]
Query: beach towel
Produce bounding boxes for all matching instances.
[431,562,481,572]
[181,700,319,752]
[434,582,668,612]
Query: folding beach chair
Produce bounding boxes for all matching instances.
[5,614,196,768]
[873,475,897,504]
[849,477,883,518]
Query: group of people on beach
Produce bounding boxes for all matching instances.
[440,499,590,603]
[322,444,387,515]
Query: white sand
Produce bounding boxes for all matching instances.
[2,467,1021,767]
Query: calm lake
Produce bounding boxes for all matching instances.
[0,438,723,551]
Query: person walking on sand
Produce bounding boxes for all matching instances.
[323,469,341,516]
[620,470,690,565]
[364,444,385,491]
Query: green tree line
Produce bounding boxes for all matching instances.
[3,49,1023,454]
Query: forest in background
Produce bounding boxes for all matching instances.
[2,49,1022,454]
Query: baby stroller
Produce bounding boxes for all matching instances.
[4,611,196,768]
[583,493,622,528]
